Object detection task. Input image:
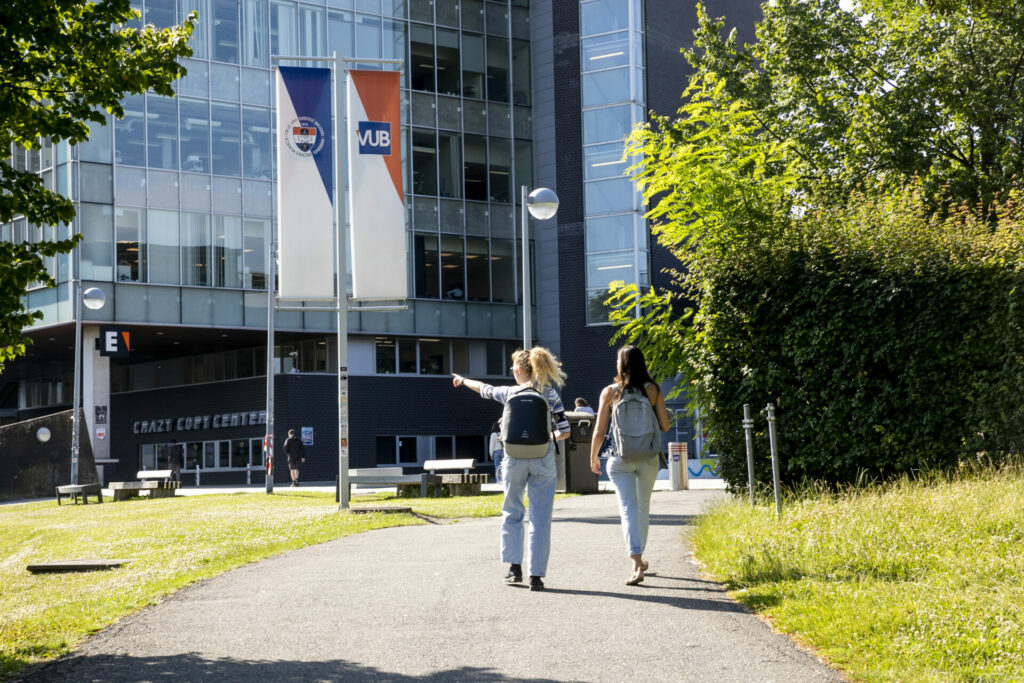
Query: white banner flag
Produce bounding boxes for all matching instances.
[276,66,335,301]
[347,69,407,301]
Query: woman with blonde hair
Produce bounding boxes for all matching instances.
[452,346,569,591]
[589,345,670,585]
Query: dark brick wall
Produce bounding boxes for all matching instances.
[109,374,503,485]
[0,409,97,500]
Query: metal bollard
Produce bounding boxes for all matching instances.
[742,404,755,507]
[246,463,251,485]
[766,403,782,519]
[195,464,200,487]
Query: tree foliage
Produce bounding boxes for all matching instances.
[610,1,1024,488]
[0,0,193,371]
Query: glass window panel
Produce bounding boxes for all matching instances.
[178,59,210,98]
[250,438,264,467]
[409,0,432,23]
[440,235,464,300]
[582,67,630,107]
[184,442,203,470]
[398,337,416,372]
[585,177,636,214]
[398,436,417,463]
[243,179,273,215]
[409,24,433,92]
[211,62,241,101]
[587,250,635,289]
[485,2,508,36]
[376,436,396,465]
[218,440,231,468]
[212,0,240,62]
[213,214,243,287]
[79,162,113,203]
[328,10,354,57]
[180,98,210,173]
[203,441,217,468]
[515,139,532,191]
[412,129,437,195]
[271,0,298,56]
[580,0,629,36]
[241,0,270,67]
[181,0,210,59]
[633,66,645,103]
[382,19,406,86]
[300,4,327,57]
[586,214,633,252]
[452,341,470,374]
[146,0,176,27]
[148,169,179,209]
[115,94,146,166]
[485,341,504,375]
[639,249,649,286]
[419,339,449,374]
[584,142,628,180]
[181,212,212,286]
[80,114,113,163]
[213,176,242,212]
[582,104,632,144]
[511,39,530,105]
[357,0,381,13]
[211,103,242,176]
[243,217,268,288]
[434,435,453,459]
[148,209,181,284]
[242,106,272,179]
[486,36,509,103]
[79,204,114,281]
[414,233,439,298]
[436,28,460,96]
[355,13,381,61]
[488,137,510,202]
[587,288,613,324]
[582,31,629,71]
[115,206,147,282]
[231,439,249,468]
[375,336,396,373]
[490,238,514,302]
[437,131,461,199]
[116,166,147,205]
[437,95,461,130]
[462,33,485,99]
[464,134,487,201]
[462,0,484,32]
[465,236,489,301]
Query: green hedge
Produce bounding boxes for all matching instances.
[695,192,1024,489]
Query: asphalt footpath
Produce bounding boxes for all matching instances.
[24,489,843,683]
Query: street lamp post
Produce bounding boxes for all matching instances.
[70,279,106,486]
[520,186,559,350]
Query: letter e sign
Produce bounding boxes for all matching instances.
[99,326,131,357]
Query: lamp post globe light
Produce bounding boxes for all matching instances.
[521,186,559,350]
[70,284,106,485]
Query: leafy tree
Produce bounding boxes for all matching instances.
[690,0,1024,219]
[0,0,193,371]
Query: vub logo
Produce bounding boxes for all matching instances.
[357,121,391,155]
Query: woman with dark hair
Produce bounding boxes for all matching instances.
[589,345,670,585]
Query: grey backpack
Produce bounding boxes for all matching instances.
[610,385,661,461]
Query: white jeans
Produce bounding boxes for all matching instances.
[501,445,557,577]
[607,455,659,555]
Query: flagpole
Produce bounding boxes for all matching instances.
[335,51,351,510]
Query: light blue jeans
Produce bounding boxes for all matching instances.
[492,450,503,483]
[607,454,660,555]
[501,445,557,577]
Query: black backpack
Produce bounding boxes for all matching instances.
[500,386,552,459]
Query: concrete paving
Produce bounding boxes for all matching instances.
[23,487,842,683]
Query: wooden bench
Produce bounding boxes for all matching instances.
[423,458,489,496]
[347,467,430,498]
[109,470,181,501]
[55,483,103,505]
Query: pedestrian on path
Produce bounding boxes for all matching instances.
[452,347,570,591]
[488,421,504,484]
[589,345,670,585]
[284,429,305,487]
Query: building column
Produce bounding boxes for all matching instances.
[82,326,113,483]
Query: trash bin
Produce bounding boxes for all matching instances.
[564,411,599,493]
[668,442,688,491]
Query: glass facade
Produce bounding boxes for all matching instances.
[579,0,648,324]
[6,0,532,338]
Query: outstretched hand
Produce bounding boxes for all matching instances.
[451,373,464,388]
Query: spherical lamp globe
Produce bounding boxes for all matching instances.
[82,287,106,311]
[526,187,559,220]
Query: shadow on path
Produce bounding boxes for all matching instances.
[24,653,563,683]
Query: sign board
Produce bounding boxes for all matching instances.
[95,405,107,424]
[301,426,314,446]
[96,426,106,440]
[98,327,130,357]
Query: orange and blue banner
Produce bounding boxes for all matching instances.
[275,66,335,301]
[346,69,407,301]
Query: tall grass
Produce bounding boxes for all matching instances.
[693,464,1024,682]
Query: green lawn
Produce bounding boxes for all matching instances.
[0,490,510,679]
[692,467,1024,682]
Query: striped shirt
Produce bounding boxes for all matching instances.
[480,382,570,435]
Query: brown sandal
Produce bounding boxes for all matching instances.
[625,570,644,586]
